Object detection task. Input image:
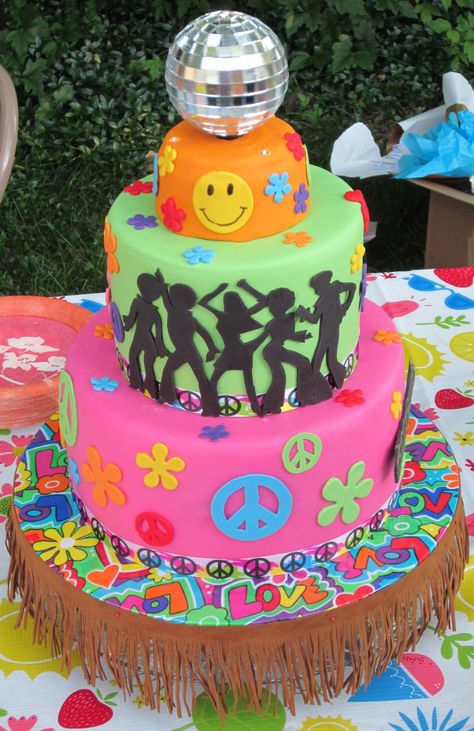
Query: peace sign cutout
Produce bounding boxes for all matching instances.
[170,556,196,576]
[137,548,161,568]
[111,535,130,557]
[211,473,292,541]
[91,518,105,540]
[206,559,234,580]
[218,395,241,416]
[314,541,337,562]
[244,557,271,579]
[345,526,365,549]
[369,510,384,533]
[282,432,322,475]
[178,390,201,412]
[135,511,174,547]
[58,370,78,446]
[280,551,306,573]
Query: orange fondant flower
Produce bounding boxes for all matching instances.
[136,442,185,490]
[390,391,403,420]
[350,243,365,273]
[82,446,126,508]
[94,322,114,339]
[37,472,70,495]
[103,218,120,274]
[283,231,313,248]
[373,329,402,346]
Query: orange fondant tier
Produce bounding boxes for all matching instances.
[155,117,310,241]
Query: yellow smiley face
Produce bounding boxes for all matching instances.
[192,171,254,233]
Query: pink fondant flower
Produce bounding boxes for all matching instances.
[161,197,186,233]
[284,131,305,161]
[334,389,365,407]
[123,179,153,195]
[0,435,32,467]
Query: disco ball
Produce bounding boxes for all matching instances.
[165,10,288,138]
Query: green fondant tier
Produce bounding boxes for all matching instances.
[107,165,363,403]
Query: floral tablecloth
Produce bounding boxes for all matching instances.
[0,269,473,731]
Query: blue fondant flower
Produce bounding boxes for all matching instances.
[68,456,80,485]
[127,213,158,230]
[199,424,230,442]
[293,182,309,213]
[90,376,119,392]
[183,246,215,265]
[265,172,292,203]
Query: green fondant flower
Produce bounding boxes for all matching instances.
[317,461,374,527]
[385,514,421,536]
[186,606,230,626]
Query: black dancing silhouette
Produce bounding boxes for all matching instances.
[156,269,220,416]
[298,271,356,389]
[199,282,267,416]
[123,273,169,399]
[238,280,316,415]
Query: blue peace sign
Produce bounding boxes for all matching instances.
[211,473,292,541]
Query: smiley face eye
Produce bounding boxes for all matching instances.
[207,184,214,196]
[227,183,234,195]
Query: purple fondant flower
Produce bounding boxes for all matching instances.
[199,425,229,442]
[127,213,158,230]
[293,183,309,214]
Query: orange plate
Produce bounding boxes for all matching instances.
[0,296,92,428]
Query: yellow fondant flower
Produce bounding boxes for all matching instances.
[103,218,120,274]
[158,145,177,177]
[390,391,403,420]
[374,329,402,346]
[283,231,313,248]
[82,446,126,507]
[453,431,474,447]
[136,442,185,490]
[350,243,366,273]
[33,520,98,566]
[94,322,114,339]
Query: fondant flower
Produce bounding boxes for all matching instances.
[317,461,374,526]
[68,456,80,485]
[186,606,230,626]
[374,329,402,345]
[283,231,313,248]
[37,472,70,495]
[90,376,119,392]
[199,425,229,442]
[334,389,365,407]
[136,442,185,490]
[265,172,292,203]
[127,213,158,230]
[94,322,114,340]
[360,262,368,311]
[385,514,421,537]
[33,520,98,566]
[390,391,403,420]
[293,182,309,214]
[82,446,126,508]
[284,132,305,161]
[103,218,119,274]
[183,246,215,265]
[335,584,374,606]
[161,197,186,233]
[0,434,32,467]
[344,189,370,233]
[123,179,153,195]
[453,431,474,447]
[350,243,366,273]
[401,460,427,485]
[158,145,177,177]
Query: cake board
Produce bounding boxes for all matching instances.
[6,409,468,720]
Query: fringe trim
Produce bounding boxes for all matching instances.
[6,501,468,720]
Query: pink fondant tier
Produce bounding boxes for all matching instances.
[62,300,405,561]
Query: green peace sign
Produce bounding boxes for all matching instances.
[282,432,322,474]
[58,370,78,446]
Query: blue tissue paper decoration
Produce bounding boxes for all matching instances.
[395,110,474,179]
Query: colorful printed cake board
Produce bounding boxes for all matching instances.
[6,409,468,719]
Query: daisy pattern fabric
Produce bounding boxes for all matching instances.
[0,275,474,730]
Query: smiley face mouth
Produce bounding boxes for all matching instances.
[199,207,247,227]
